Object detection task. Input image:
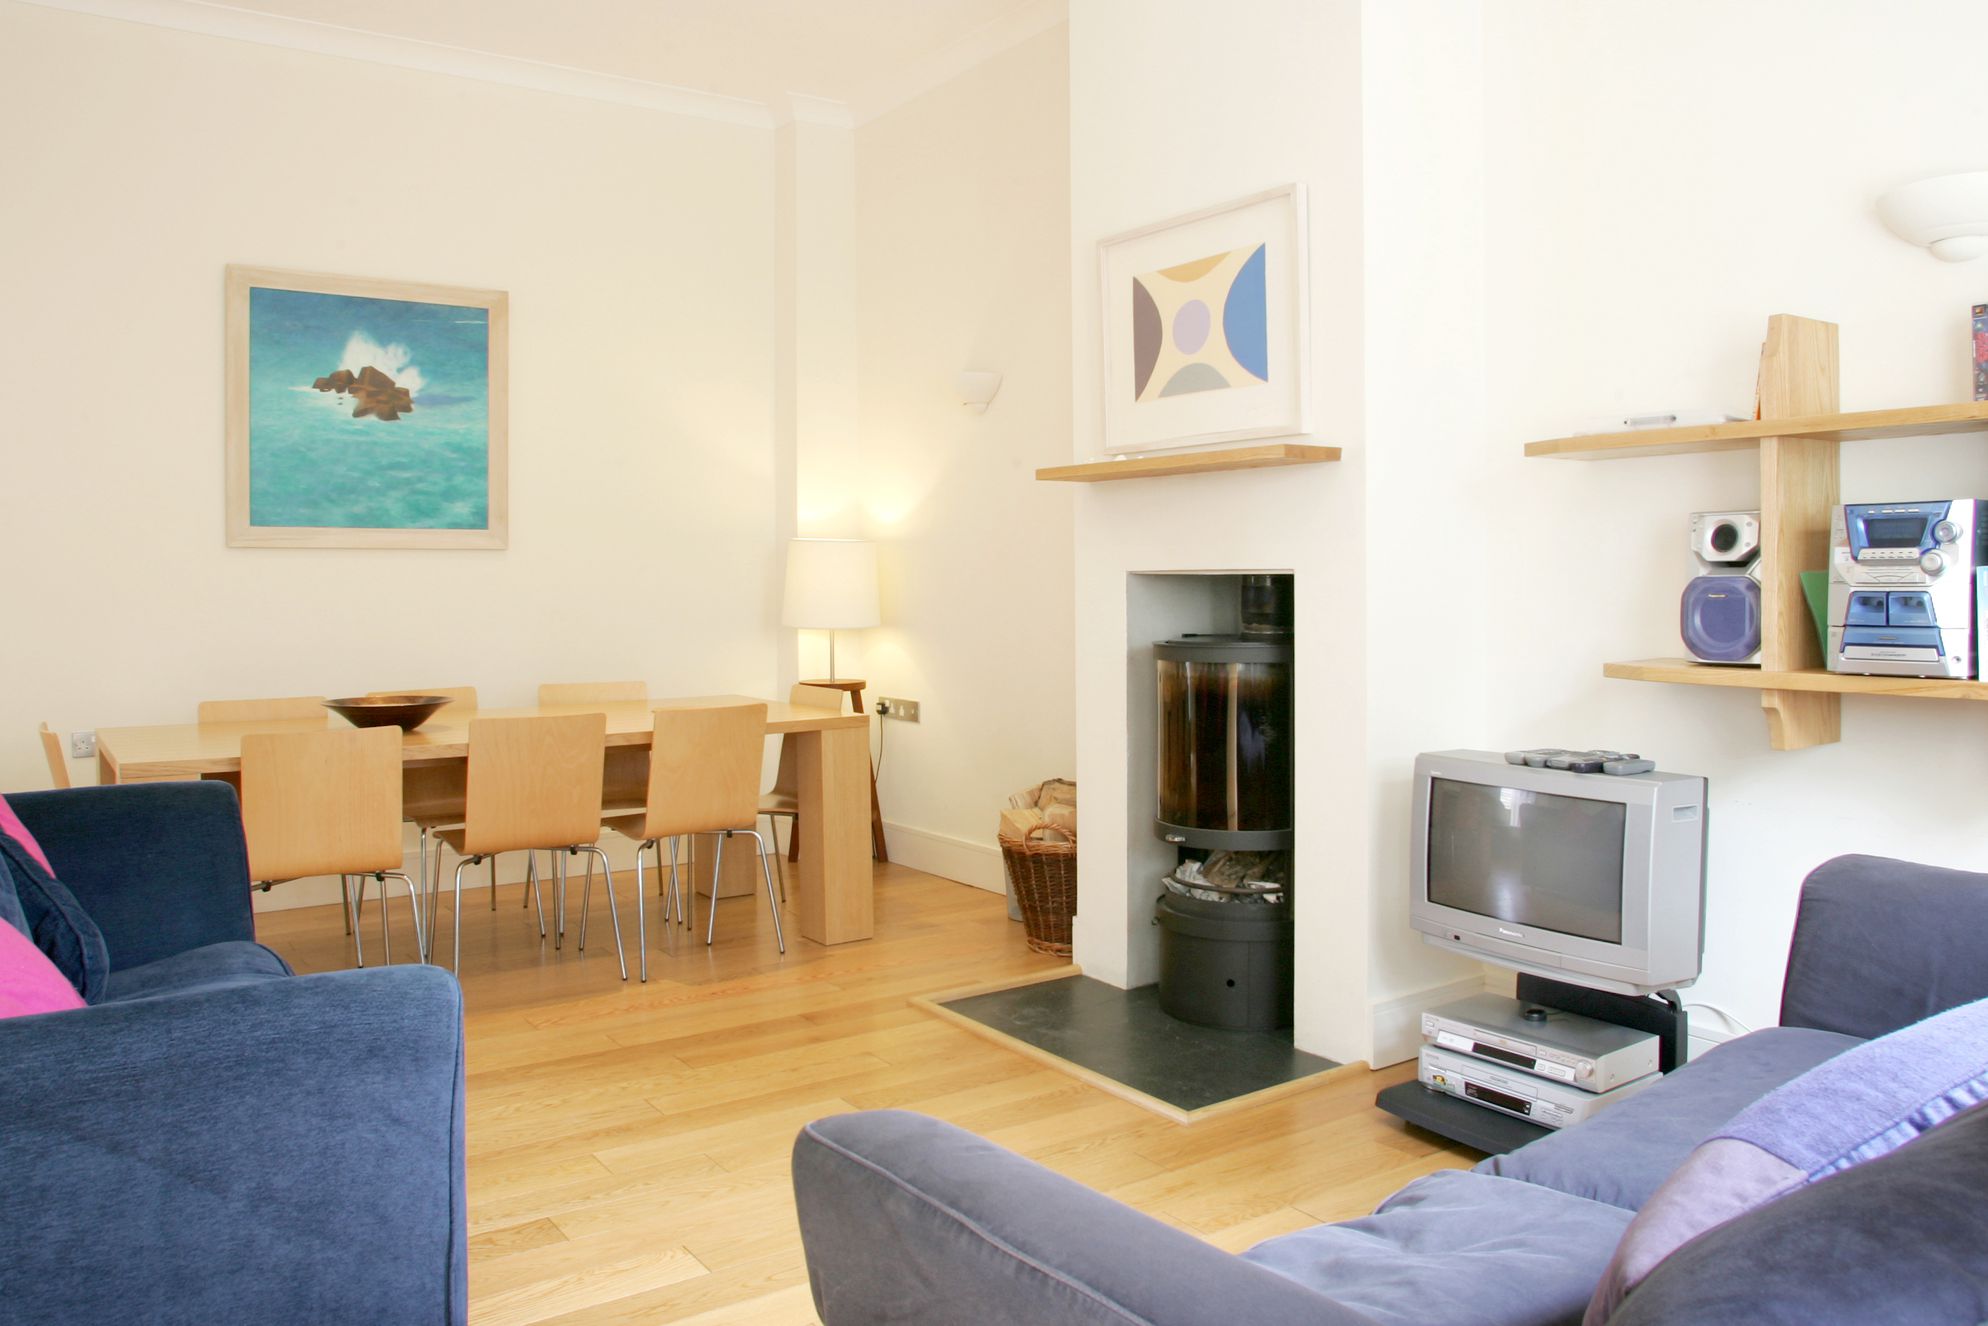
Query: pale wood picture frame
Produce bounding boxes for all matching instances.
[225,265,509,549]
[1098,184,1310,455]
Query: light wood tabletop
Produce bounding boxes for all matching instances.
[95,696,875,946]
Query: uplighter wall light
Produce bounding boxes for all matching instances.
[1877,171,1988,262]
[957,371,1002,412]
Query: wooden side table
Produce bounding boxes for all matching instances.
[801,678,889,863]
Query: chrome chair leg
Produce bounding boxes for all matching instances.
[553,853,566,949]
[526,851,546,938]
[739,828,785,954]
[489,855,498,911]
[763,814,787,903]
[674,835,693,932]
[452,856,476,974]
[578,844,627,981]
[344,875,365,967]
[381,870,419,964]
[633,843,648,983]
[706,833,726,946]
[377,872,391,964]
[578,848,594,950]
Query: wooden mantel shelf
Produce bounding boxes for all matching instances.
[1527,402,1988,460]
[1036,443,1341,483]
[1604,658,1988,703]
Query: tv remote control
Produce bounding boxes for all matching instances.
[1503,748,1651,776]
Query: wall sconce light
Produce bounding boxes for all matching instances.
[957,371,1002,413]
[1877,171,1988,262]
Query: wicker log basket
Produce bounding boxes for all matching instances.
[1001,823,1077,956]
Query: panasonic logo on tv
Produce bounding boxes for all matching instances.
[1497,926,1524,940]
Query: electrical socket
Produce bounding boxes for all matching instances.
[69,730,96,760]
[876,697,920,722]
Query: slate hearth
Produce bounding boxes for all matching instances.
[938,975,1338,1115]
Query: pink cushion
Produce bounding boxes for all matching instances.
[0,915,85,1017]
[0,796,54,875]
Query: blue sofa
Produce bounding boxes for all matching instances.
[0,782,467,1326]
[792,855,1988,1325]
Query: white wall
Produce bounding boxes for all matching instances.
[0,3,779,898]
[1068,0,1378,1063]
[852,26,1076,889]
[1480,0,1988,1038]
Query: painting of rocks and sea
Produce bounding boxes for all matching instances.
[227,268,507,548]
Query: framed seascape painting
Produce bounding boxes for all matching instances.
[225,266,509,549]
[1098,185,1309,455]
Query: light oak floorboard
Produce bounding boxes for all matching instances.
[255,862,1475,1324]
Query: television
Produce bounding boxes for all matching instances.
[1409,750,1707,996]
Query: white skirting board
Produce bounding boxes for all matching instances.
[1368,973,1495,1069]
[881,821,1006,893]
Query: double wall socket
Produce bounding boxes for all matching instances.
[876,697,920,722]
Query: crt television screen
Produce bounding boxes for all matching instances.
[1427,778,1626,943]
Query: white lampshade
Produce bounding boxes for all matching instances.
[782,538,880,629]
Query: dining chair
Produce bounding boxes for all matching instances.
[367,687,477,924]
[536,680,649,914]
[603,703,782,982]
[240,726,420,968]
[197,696,329,723]
[37,723,69,789]
[758,683,849,899]
[431,712,626,978]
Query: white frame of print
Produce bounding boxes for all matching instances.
[1097,184,1310,455]
[224,264,510,550]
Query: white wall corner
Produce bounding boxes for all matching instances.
[781,92,857,129]
[849,0,1067,125]
[1367,971,1491,1069]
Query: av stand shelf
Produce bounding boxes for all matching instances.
[1375,974,1686,1155]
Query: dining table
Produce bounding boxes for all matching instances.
[93,694,875,946]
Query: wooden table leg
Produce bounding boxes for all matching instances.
[795,724,875,945]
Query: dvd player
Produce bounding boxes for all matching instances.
[1417,1045,1656,1129]
[1421,993,1660,1094]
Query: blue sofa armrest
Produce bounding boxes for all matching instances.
[0,965,466,1325]
[793,1110,1374,1326]
[1780,854,1988,1040]
[7,782,254,972]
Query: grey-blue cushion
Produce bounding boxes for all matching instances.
[1479,1025,1861,1210]
[1588,996,1988,1322]
[100,940,293,1003]
[1607,1099,1988,1326]
[1243,1169,1632,1326]
[0,825,109,1002]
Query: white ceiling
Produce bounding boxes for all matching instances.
[161,0,1055,117]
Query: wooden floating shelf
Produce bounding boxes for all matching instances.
[1527,402,1988,461]
[1604,658,1988,703]
[1036,443,1341,483]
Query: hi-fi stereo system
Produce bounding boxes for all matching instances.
[1677,499,1988,680]
[1415,993,1661,1130]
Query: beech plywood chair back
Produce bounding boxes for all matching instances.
[240,727,404,882]
[637,703,768,840]
[538,681,646,707]
[198,695,328,724]
[38,723,69,789]
[461,713,606,857]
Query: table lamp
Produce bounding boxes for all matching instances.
[782,538,879,680]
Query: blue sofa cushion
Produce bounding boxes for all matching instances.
[0,829,108,1003]
[1588,996,1988,1321]
[1606,1099,1988,1326]
[100,941,293,1003]
[1242,1169,1633,1326]
[0,849,27,937]
[1478,1025,1861,1210]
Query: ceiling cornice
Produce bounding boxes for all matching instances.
[16,0,779,127]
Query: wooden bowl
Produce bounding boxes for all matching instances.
[324,695,452,731]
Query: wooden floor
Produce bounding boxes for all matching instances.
[254,860,1476,1325]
